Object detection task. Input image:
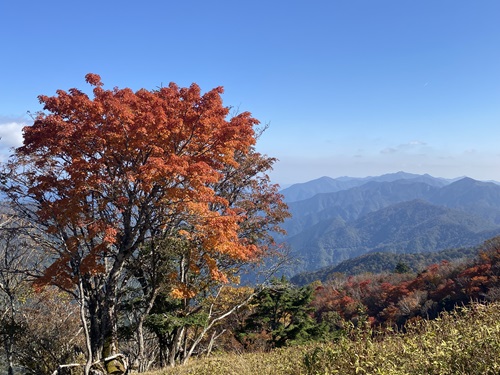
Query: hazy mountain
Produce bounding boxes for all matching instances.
[280,171,450,202]
[280,176,364,203]
[283,176,500,238]
[428,177,500,224]
[285,199,500,275]
[278,173,500,278]
[283,179,440,237]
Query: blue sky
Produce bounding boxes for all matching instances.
[1,1,499,186]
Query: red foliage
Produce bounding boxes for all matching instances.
[12,74,286,293]
[310,243,500,330]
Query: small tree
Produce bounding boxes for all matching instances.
[394,262,411,274]
[238,277,317,350]
[15,287,84,375]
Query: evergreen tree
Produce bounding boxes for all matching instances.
[238,277,317,349]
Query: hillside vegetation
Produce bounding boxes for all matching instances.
[142,237,500,374]
[291,246,478,285]
[148,301,500,375]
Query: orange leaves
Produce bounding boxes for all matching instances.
[170,285,196,300]
[34,256,75,291]
[203,254,229,283]
[196,209,260,262]
[80,253,106,276]
[9,73,287,304]
[103,226,118,244]
[85,73,103,87]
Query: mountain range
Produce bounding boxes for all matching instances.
[279,172,500,276]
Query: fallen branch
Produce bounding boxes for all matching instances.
[51,353,129,375]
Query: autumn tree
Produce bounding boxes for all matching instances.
[2,74,288,374]
[119,142,289,369]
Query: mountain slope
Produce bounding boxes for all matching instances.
[428,177,500,224]
[286,199,500,275]
[283,176,500,238]
[280,176,363,203]
[283,180,440,237]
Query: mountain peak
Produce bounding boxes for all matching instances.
[447,177,488,189]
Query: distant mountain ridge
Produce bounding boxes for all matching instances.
[279,172,500,276]
[280,171,453,203]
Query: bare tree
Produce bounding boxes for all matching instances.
[0,211,45,374]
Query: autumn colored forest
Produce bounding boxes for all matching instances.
[1,75,500,375]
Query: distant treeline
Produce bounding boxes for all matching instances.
[291,246,479,285]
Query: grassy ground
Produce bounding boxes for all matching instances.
[145,302,500,375]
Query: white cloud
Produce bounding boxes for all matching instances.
[397,140,427,150]
[0,122,24,148]
[0,121,25,162]
[463,149,478,155]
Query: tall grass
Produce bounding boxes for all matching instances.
[146,302,500,375]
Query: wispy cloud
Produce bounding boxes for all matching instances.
[406,140,427,146]
[380,140,428,154]
[463,149,478,155]
[0,122,24,147]
[380,147,398,154]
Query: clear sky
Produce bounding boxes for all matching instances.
[1,1,499,186]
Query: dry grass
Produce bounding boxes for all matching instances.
[145,302,500,375]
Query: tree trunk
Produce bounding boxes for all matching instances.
[5,287,15,375]
[136,287,158,372]
[4,328,14,375]
[100,249,134,375]
[78,277,93,375]
[84,278,102,364]
[101,303,126,374]
[84,277,125,374]
[168,327,185,367]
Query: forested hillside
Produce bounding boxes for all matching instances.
[291,246,479,285]
[280,174,500,275]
